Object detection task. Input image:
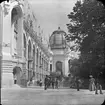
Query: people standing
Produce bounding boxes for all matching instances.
[55,78,58,89]
[89,75,95,91]
[47,76,51,88]
[44,75,48,90]
[75,77,80,91]
[14,75,17,84]
[39,79,42,87]
[95,78,103,94]
[51,77,55,89]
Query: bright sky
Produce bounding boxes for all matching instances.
[28,0,77,41]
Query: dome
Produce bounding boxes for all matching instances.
[49,27,67,49]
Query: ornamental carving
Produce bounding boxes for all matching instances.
[3,3,10,16]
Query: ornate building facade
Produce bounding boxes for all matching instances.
[49,27,71,77]
[0,3,3,88]
[0,0,51,88]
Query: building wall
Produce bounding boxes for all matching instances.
[52,49,69,77]
[1,0,50,88]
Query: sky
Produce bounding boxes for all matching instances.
[28,0,78,41]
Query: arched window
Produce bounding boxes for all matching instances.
[33,45,35,69]
[40,52,41,66]
[36,48,38,66]
[28,40,32,80]
[23,34,26,58]
[42,57,43,69]
[28,40,31,59]
[56,61,63,75]
[11,6,23,56]
[50,64,52,72]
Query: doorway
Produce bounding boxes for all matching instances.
[13,66,22,85]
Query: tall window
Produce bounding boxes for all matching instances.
[11,7,23,56]
[23,34,26,58]
[56,61,63,75]
[14,20,18,54]
[40,52,41,66]
[42,57,43,69]
[36,49,38,66]
[33,45,35,70]
[55,34,62,45]
[28,40,31,59]
[46,62,48,71]
[50,64,52,72]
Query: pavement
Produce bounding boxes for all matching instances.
[1,86,105,105]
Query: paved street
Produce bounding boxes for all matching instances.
[1,87,105,105]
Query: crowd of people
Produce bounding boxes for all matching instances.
[89,75,103,94]
[74,75,103,94]
[67,75,103,94]
[44,75,59,90]
[27,74,103,94]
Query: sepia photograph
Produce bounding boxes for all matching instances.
[0,0,105,105]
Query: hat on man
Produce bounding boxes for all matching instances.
[89,75,93,78]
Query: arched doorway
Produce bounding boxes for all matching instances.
[56,61,63,76]
[13,66,22,85]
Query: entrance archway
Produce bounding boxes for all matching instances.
[13,66,22,85]
[56,61,63,75]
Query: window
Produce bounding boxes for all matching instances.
[23,34,26,58]
[36,49,38,66]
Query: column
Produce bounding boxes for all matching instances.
[38,49,40,80]
[36,48,38,80]
[0,5,3,88]
[65,57,69,76]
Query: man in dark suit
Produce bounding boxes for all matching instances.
[44,75,48,90]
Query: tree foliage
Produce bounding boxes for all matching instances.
[67,0,105,79]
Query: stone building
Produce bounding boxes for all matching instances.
[0,0,51,88]
[49,27,71,77]
[0,3,3,88]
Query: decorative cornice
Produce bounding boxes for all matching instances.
[3,2,10,16]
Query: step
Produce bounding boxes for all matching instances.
[11,84,21,88]
[27,85,44,89]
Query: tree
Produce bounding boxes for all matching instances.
[0,0,9,3]
[66,0,105,79]
[69,58,81,77]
